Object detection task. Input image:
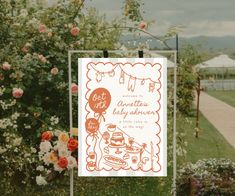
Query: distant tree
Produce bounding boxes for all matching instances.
[177,44,201,115]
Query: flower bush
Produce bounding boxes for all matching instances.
[0,0,121,192]
[37,129,78,184]
[177,159,235,195]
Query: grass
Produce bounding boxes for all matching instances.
[206,90,235,108]
[179,112,235,163]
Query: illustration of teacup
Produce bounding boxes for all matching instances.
[87,161,96,170]
[107,124,116,132]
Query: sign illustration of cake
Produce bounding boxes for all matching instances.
[110,132,125,146]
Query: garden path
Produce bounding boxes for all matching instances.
[198,92,235,148]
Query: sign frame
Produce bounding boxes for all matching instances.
[68,50,177,196]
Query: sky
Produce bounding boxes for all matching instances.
[84,0,235,37]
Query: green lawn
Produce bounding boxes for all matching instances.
[206,90,235,108]
[179,113,235,163]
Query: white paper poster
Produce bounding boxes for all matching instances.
[78,58,167,176]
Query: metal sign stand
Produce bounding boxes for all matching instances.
[68,50,177,196]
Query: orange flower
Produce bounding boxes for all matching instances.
[58,157,68,168]
[67,138,78,151]
[41,131,53,141]
[48,151,58,163]
[58,132,69,143]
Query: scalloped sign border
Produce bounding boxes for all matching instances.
[78,58,167,176]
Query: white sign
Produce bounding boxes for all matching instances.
[78,58,167,176]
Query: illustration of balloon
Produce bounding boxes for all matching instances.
[88,88,111,122]
[85,118,99,135]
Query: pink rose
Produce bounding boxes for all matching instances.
[38,24,47,33]
[70,27,80,36]
[2,62,11,70]
[12,88,23,98]
[51,67,59,75]
[21,43,31,53]
[38,54,47,63]
[139,21,147,30]
[71,83,78,95]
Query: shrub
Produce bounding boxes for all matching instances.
[177,159,235,195]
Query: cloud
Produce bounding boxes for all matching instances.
[84,0,235,37]
[182,20,235,37]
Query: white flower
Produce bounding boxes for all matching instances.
[12,137,22,146]
[24,124,31,129]
[0,99,16,110]
[40,141,52,153]
[50,116,59,125]
[27,17,40,28]
[54,141,66,151]
[0,86,6,96]
[67,156,77,170]
[0,147,7,154]
[38,151,44,160]
[54,129,61,137]
[36,175,47,186]
[19,9,28,17]
[43,153,50,165]
[36,165,44,171]
[24,153,31,158]
[57,143,71,157]
[11,112,20,120]
[30,147,37,153]
[54,163,64,173]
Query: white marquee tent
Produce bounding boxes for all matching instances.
[196,54,235,69]
[196,54,235,90]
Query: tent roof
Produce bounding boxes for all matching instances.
[196,54,235,69]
